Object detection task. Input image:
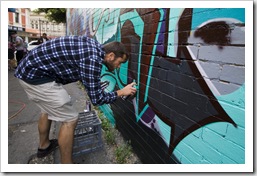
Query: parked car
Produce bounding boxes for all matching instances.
[27,40,39,51]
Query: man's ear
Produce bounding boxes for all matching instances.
[107,52,115,61]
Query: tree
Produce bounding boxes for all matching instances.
[33,8,66,24]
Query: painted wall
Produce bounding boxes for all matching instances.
[66,8,245,164]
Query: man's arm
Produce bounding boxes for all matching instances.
[80,56,117,106]
[80,57,137,106]
[116,82,137,97]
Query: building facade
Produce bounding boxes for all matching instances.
[8,8,36,43]
[8,8,66,43]
[30,12,66,39]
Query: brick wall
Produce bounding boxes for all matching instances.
[66,8,245,164]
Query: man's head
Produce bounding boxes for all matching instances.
[103,41,129,72]
[10,32,17,37]
[42,33,47,38]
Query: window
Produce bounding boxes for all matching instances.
[15,13,19,23]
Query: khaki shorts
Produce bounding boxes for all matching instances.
[19,79,78,122]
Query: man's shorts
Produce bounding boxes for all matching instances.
[19,79,78,122]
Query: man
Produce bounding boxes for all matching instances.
[14,36,137,164]
[37,33,49,44]
[8,41,16,70]
[11,32,25,65]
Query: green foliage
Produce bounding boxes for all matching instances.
[77,81,85,91]
[115,142,132,164]
[96,109,134,163]
[78,83,135,163]
[97,111,115,145]
[99,114,111,131]
[33,8,66,24]
[105,129,116,145]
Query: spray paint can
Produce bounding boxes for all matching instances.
[121,82,137,101]
[84,100,91,112]
[121,95,131,100]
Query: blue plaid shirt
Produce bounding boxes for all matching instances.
[15,36,118,105]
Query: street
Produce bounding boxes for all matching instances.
[8,69,110,164]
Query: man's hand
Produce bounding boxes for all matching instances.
[117,82,137,97]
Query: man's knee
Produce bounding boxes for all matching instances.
[62,118,78,129]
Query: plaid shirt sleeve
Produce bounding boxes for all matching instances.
[80,56,117,106]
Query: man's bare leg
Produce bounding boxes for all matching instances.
[58,119,78,164]
[38,113,52,149]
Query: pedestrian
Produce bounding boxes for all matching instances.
[11,32,25,65]
[8,41,15,59]
[37,33,49,44]
[8,41,16,70]
[23,40,28,55]
[14,35,137,164]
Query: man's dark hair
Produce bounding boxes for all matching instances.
[10,31,17,35]
[103,41,129,60]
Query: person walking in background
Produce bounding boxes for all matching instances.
[38,33,49,44]
[23,39,28,55]
[11,32,25,65]
[8,41,16,70]
[14,35,137,164]
[8,41,15,60]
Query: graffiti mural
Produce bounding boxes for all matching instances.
[67,8,245,164]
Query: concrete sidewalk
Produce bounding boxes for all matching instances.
[8,70,112,164]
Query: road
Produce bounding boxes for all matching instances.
[8,69,112,165]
